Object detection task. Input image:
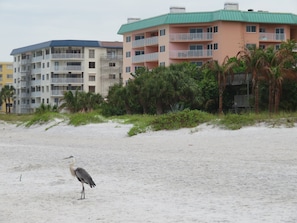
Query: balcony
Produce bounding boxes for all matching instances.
[132,52,159,63]
[51,66,83,73]
[132,36,159,48]
[31,91,41,98]
[170,50,213,59]
[170,33,213,42]
[51,53,84,60]
[51,77,83,84]
[32,56,43,62]
[31,80,41,86]
[51,89,80,96]
[259,33,286,42]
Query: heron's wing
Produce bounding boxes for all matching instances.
[75,167,96,187]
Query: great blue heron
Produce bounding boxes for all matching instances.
[64,156,96,199]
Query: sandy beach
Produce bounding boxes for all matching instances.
[1,121,297,223]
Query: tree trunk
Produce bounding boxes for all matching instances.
[156,99,163,115]
[218,88,223,115]
[254,82,259,114]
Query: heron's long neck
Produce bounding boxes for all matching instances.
[69,160,76,177]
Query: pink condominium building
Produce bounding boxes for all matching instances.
[118,3,297,83]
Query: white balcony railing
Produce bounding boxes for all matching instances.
[51,66,83,73]
[259,33,286,41]
[51,89,81,96]
[51,78,83,84]
[132,36,159,48]
[51,53,84,59]
[170,50,213,59]
[170,33,213,42]
[132,52,159,63]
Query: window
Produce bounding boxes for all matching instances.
[109,62,116,67]
[7,74,13,79]
[246,25,256,33]
[246,44,256,50]
[126,51,131,58]
[89,49,95,58]
[135,35,144,40]
[259,27,266,33]
[6,65,13,69]
[160,62,165,67]
[89,86,95,92]
[213,26,218,33]
[160,29,166,36]
[126,36,131,42]
[135,66,143,72]
[214,43,218,50]
[275,28,285,40]
[259,44,266,49]
[89,62,95,68]
[46,98,49,104]
[126,67,131,73]
[191,61,203,67]
[135,51,144,55]
[47,62,49,67]
[109,74,116,79]
[160,46,165,52]
[275,44,281,50]
[46,74,49,80]
[89,75,95,81]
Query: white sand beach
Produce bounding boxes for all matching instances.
[1,121,297,223]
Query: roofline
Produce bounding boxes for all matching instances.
[10,40,123,55]
[118,9,297,34]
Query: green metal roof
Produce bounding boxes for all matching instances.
[118,9,297,34]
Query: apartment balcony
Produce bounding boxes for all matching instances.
[259,33,286,42]
[51,89,80,96]
[31,91,41,98]
[51,66,83,73]
[31,80,41,86]
[21,59,31,65]
[32,56,43,62]
[100,54,123,60]
[31,68,41,74]
[132,52,159,63]
[170,33,213,42]
[51,77,83,84]
[51,53,84,60]
[132,36,159,48]
[170,50,213,59]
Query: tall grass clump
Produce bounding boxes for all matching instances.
[151,109,214,131]
[68,111,106,126]
[25,112,63,127]
[217,113,257,130]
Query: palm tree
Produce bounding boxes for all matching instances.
[262,41,297,113]
[203,57,236,115]
[236,47,266,113]
[0,85,15,113]
[59,89,81,113]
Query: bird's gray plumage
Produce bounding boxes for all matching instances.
[75,167,96,188]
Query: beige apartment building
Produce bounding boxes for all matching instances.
[11,40,123,114]
[118,3,297,84]
[0,62,13,113]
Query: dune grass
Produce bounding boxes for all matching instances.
[2,110,297,136]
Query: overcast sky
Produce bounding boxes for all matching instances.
[1,0,296,61]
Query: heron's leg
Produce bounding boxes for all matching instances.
[81,183,85,199]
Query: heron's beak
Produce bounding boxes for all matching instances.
[64,156,73,160]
